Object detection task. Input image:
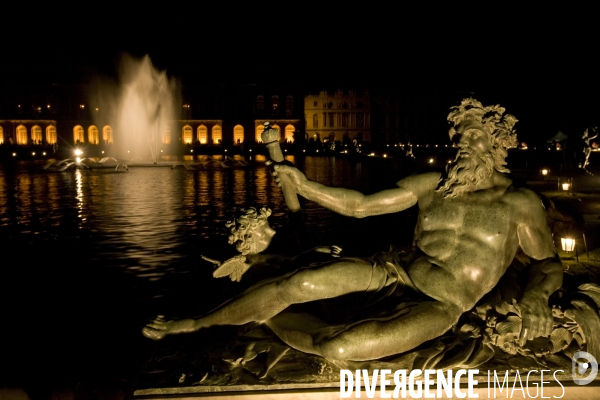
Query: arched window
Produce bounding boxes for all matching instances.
[182,125,193,144]
[285,95,293,117]
[31,125,42,144]
[255,124,265,143]
[88,125,99,145]
[46,125,57,145]
[272,124,281,135]
[102,126,113,144]
[256,95,265,111]
[285,124,295,143]
[73,125,84,144]
[212,125,222,144]
[271,95,279,110]
[0,126,4,144]
[233,125,244,144]
[313,114,319,128]
[163,126,171,144]
[16,125,28,145]
[197,125,208,144]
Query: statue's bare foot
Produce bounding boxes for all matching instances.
[142,315,199,340]
[142,315,171,340]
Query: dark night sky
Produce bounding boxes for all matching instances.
[2,6,599,143]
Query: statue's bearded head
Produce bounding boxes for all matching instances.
[226,207,272,255]
[437,98,519,198]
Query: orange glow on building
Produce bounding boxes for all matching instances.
[255,124,265,143]
[102,126,113,144]
[197,125,208,144]
[163,126,171,144]
[31,125,42,144]
[212,125,222,143]
[16,125,27,145]
[233,125,244,144]
[46,125,57,145]
[88,125,99,145]
[182,125,193,144]
[0,126,4,144]
[73,125,84,144]
[285,124,295,142]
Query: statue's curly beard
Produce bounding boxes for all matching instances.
[437,148,495,198]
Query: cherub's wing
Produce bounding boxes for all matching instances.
[212,255,248,281]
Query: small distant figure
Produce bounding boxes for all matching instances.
[582,127,598,174]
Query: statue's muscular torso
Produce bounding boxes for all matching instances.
[400,172,555,311]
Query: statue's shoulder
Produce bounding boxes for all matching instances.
[395,171,441,190]
[504,184,547,214]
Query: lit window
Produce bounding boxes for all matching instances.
[163,127,171,144]
[255,124,265,143]
[197,125,208,144]
[102,126,113,144]
[73,125,84,144]
[46,125,57,144]
[271,95,279,111]
[182,125,193,144]
[313,114,319,128]
[88,125,99,145]
[234,125,244,144]
[31,125,42,144]
[212,125,222,143]
[285,124,295,143]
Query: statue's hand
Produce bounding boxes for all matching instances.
[516,291,553,346]
[272,164,307,189]
[314,245,343,257]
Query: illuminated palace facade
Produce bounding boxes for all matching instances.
[0,83,304,160]
[0,81,452,160]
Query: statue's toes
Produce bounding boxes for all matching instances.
[142,326,165,340]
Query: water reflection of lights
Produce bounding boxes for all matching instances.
[75,169,84,222]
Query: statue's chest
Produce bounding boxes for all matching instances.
[419,194,512,234]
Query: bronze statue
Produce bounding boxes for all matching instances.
[142,98,563,364]
[582,127,598,173]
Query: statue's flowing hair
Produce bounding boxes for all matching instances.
[225,207,272,255]
[439,98,519,198]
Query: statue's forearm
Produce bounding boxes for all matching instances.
[523,257,563,300]
[296,179,416,218]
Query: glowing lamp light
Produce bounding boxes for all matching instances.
[76,157,81,163]
[383,154,387,158]
[541,169,549,176]
[561,238,576,252]
[428,158,434,164]
[32,152,36,156]
[42,152,46,156]
[74,149,83,156]
[101,151,105,154]
[12,153,16,157]
[562,183,570,191]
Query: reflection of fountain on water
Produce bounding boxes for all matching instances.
[93,54,179,164]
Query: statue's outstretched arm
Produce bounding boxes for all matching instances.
[273,165,431,218]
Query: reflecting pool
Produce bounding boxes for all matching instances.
[0,154,413,395]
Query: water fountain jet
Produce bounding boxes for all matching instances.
[93,54,180,164]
